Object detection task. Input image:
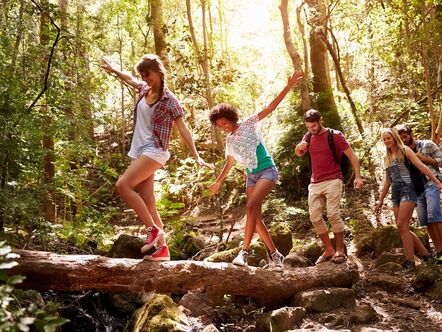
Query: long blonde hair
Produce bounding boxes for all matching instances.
[382,128,407,168]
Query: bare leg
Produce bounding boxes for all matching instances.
[394,202,419,261]
[243,179,275,250]
[136,174,165,246]
[115,156,163,229]
[428,223,442,252]
[333,232,345,256]
[319,232,336,257]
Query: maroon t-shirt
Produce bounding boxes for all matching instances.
[302,128,350,184]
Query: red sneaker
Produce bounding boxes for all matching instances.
[143,245,170,261]
[141,227,164,253]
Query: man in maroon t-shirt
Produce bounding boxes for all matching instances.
[295,109,363,264]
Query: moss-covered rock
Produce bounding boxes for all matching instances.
[425,281,442,301]
[291,288,356,313]
[125,294,189,332]
[108,234,147,259]
[373,226,403,257]
[411,264,440,291]
[255,306,306,332]
[268,223,293,256]
[298,241,323,263]
[204,242,268,266]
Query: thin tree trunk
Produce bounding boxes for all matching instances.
[39,0,55,221]
[185,0,214,108]
[279,0,311,112]
[296,3,309,80]
[306,0,342,132]
[320,30,364,135]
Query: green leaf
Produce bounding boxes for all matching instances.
[0,261,18,270]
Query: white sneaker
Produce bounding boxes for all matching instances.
[232,249,248,267]
[264,251,284,271]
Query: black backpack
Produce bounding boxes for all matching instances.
[305,129,350,178]
[403,150,426,196]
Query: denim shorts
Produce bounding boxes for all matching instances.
[246,166,278,187]
[416,182,442,226]
[391,181,417,207]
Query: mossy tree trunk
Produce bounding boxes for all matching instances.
[306,0,342,132]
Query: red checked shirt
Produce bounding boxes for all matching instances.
[134,82,184,151]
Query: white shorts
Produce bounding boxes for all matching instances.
[128,144,170,166]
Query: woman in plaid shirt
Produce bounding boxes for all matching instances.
[102,54,213,261]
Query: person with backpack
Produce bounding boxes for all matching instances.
[374,128,442,271]
[396,124,442,264]
[295,109,363,264]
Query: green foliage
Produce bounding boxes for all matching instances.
[0,241,68,331]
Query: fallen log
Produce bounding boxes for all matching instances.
[11,249,359,304]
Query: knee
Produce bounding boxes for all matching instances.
[115,178,129,195]
[396,220,409,233]
[246,199,260,212]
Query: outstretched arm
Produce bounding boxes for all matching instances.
[101,59,141,90]
[209,155,235,196]
[257,71,303,120]
[175,117,214,170]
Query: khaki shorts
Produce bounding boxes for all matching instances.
[308,178,344,234]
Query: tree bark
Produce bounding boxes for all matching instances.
[320,30,364,135]
[279,0,311,112]
[38,0,56,221]
[11,249,359,305]
[306,0,342,132]
[185,0,214,108]
[150,0,172,75]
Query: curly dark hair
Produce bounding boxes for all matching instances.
[209,103,239,125]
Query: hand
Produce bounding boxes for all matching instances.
[101,58,114,74]
[353,177,363,189]
[196,157,215,170]
[287,71,303,89]
[296,141,309,155]
[209,182,221,197]
[374,201,383,214]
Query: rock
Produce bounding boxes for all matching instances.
[180,233,206,259]
[299,241,323,263]
[366,274,406,291]
[349,305,378,324]
[372,226,403,257]
[269,223,293,256]
[411,264,440,291]
[204,241,267,266]
[178,292,213,317]
[107,234,152,259]
[353,232,374,257]
[103,291,154,315]
[202,324,220,332]
[126,294,190,332]
[255,306,306,332]
[376,262,402,273]
[291,288,356,313]
[374,251,405,268]
[425,280,442,301]
[283,253,312,268]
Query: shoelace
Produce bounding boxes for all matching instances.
[146,227,155,243]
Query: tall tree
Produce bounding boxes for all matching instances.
[150,0,172,74]
[279,0,311,112]
[305,0,342,132]
[38,0,56,221]
[185,0,214,108]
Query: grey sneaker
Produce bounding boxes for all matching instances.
[232,249,248,267]
[264,251,284,271]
